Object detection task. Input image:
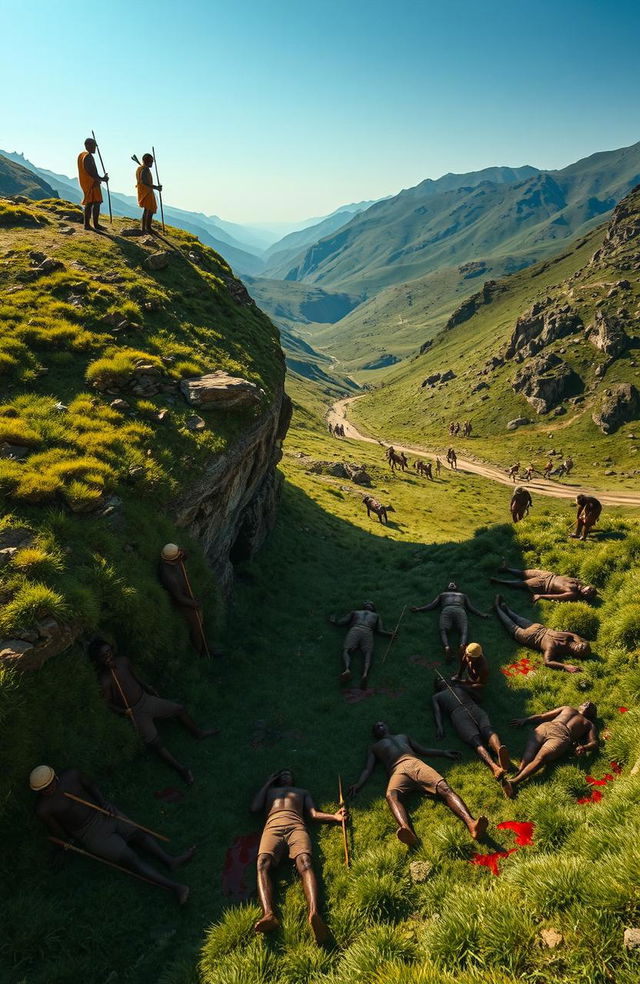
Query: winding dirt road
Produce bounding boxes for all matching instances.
[327,396,640,508]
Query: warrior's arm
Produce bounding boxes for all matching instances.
[408,736,458,759]
[250,773,278,813]
[464,596,489,618]
[160,569,198,607]
[511,706,566,726]
[411,595,441,613]
[542,645,580,672]
[141,166,154,187]
[375,616,394,637]
[532,591,576,602]
[575,722,599,755]
[348,749,377,795]
[333,612,354,627]
[432,695,446,739]
[305,792,345,823]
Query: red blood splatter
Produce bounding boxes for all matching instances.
[501,657,536,678]
[221,833,261,900]
[497,820,535,846]
[154,787,184,803]
[577,790,603,805]
[470,848,517,876]
[610,761,623,775]
[618,707,629,713]
[586,774,614,787]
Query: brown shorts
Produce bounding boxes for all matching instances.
[514,623,547,650]
[343,625,373,659]
[535,721,573,755]
[258,810,312,860]
[131,691,183,745]
[76,811,135,863]
[386,756,445,797]
[451,705,493,746]
[440,606,467,635]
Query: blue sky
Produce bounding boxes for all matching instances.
[1,0,639,223]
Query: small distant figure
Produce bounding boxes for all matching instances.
[543,459,554,479]
[363,495,395,525]
[414,460,432,479]
[490,563,597,602]
[522,465,534,482]
[136,153,162,233]
[571,494,602,541]
[78,137,108,231]
[508,703,598,795]
[507,462,520,483]
[435,457,442,477]
[328,601,393,689]
[446,447,457,470]
[251,769,346,944]
[335,423,345,438]
[494,594,591,673]
[510,486,532,523]
[411,582,489,662]
[387,448,408,472]
[327,422,334,436]
[463,420,472,438]
[564,456,574,476]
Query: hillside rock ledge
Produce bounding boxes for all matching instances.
[180,372,264,409]
[174,387,292,592]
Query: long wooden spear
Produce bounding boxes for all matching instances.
[62,792,169,842]
[152,145,165,232]
[178,557,210,657]
[109,665,139,736]
[91,129,112,223]
[338,775,350,866]
[382,605,407,663]
[48,837,170,889]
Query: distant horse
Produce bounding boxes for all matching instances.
[414,460,433,479]
[363,495,395,524]
[387,449,408,472]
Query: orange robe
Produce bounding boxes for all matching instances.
[77,151,102,205]
[136,165,157,212]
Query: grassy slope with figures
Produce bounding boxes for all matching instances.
[350,191,640,491]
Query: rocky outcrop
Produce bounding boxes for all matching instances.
[505,303,582,360]
[174,387,292,592]
[590,184,640,271]
[144,251,170,271]
[442,280,505,333]
[587,312,630,358]
[506,417,529,430]
[0,619,79,672]
[592,383,640,434]
[180,372,264,410]
[512,353,582,414]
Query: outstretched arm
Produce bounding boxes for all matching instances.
[464,596,489,618]
[347,749,377,796]
[375,615,394,637]
[250,773,278,813]
[408,735,459,760]
[305,792,346,823]
[432,695,445,739]
[542,647,583,673]
[575,722,599,756]
[411,595,440,613]
[328,612,354,627]
[532,591,577,602]
[510,706,566,726]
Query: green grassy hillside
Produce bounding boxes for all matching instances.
[0,155,58,200]
[350,186,640,491]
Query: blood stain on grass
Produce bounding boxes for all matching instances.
[497,820,535,846]
[222,833,261,900]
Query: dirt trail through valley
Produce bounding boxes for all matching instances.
[327,396,640,508]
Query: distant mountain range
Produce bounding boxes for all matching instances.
[0,155,58,200]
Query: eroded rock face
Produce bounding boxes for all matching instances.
[144,251,170,271]
[180,372,264,409]
[0,620,79,672]
[587,312,630,358]
[512,353,582,414]
[506,304,582,360]
[592,383,640,434]
[174,388,292,592]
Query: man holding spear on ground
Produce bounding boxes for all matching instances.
[134,153,163,233]
[30,766,194,903]
[158,543,216,657]
[77,136,109,230]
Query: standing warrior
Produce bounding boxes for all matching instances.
[510,486,532,523]
[507,462,520,482]
[543,459,554,479]
[89,638,218,784]
[432,680,510,787]
[451,642,489,696]
[251,769,346,944]
[571,494,602,541]
[30,766,194,903]
[508,703,598,793]
[348,722,487,843]
[494,594,591,672]
[435,456,442,477]
[136,153,162,233]
[446,447,458,470]
[410,582,489,662]
[159,543,211,656]
[491,562,597,602]
[328,601,393,688]
[77,137,108,231]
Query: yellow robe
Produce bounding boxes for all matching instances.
[77,151,102,205]
[136,165,157,212]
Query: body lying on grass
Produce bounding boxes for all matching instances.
[250,769,346,945]
[328,601,393,689]
[494,594,591,673]
[30,766,194,903]
[348,722,488,843]
[506,703,599,797]
[410,582,489,662]
[432,679,511,793]
[89,637,219,784]
[491,562,597,602]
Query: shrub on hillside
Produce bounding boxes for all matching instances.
[0,582,67,633]
[548,602,599,639]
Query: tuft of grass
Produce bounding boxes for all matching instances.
[0,582,68,633]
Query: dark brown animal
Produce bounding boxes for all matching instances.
[363,495,395,524]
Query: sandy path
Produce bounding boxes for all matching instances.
[327,396,640,508]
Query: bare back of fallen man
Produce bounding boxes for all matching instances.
[349,723,488,844]
[491,563,596,602]
[251,770,345,944]
[509,703,598,793]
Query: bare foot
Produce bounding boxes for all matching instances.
[493,766,506,781]
[83,224,92,231]
[198,727,220,739]
[340,669,352,684]
[180,768,195,785]
[170,845,197,870]
[498,745,510,772]
[396,826,418,847]
[501,778,515,799]
[254,912,279,934]
[309,911,329,945]
[175,884,190,905]
[469,815,488,841]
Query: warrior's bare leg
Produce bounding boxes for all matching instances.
[512,740,566,787]
[119,844,190,903]
[92,203,103,230]
[493,597,531,633]
[150,740,193,785]
[255,853,280,933]
[436,781,488,840]
[83,204,92,229]
[340,647,353,683]
[177,709,219,739]
[386,790,418,845]
[295,853,328,944]
[130,830,196,870]
[439,616,452,662]
[474,743,504,778]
